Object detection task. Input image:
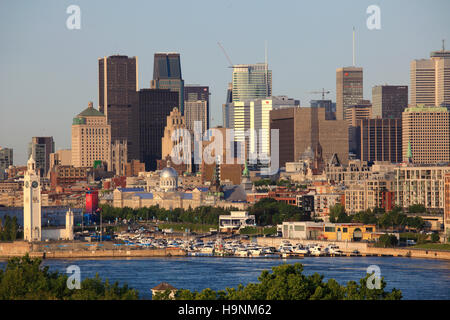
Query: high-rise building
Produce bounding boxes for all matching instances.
[372,85,408,119]
[98,55,139,159]
[270,107,348,168]
[336,67,363,121]
[249,96,300,158]
[232,63,272,102]
[0,147,13,180]
[71,102,111,169]
[184,85,210,132]
[151,53,185,114]
[345,101,371,154]
[402,105,450,164]
[28,137,55,177]
[138,89,179,171]
[445,173,450,238]
[310,100,336,119]
[410,48,450,108]
[357,118,402,163]
[110,140,127,176]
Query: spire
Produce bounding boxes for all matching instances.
[242,160,249,178]
[27,154,36,174]
[407,139,413,163]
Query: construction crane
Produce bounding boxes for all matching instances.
[308,88,331,100]
[217,42,233,67]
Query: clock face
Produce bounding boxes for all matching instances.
[31,181,38,189]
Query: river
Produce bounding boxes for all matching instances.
[1,256,449,300]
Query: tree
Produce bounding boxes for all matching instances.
[329,204,350,223]
[171,263,402,300]
[377,234,398,248]
[431,233,440,243]
[0,255,139,300]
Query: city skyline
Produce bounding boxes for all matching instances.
[1,0,450,165]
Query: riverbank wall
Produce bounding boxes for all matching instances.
[256,237,450,260]
[0,241,186,259]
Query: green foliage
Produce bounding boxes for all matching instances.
[377,234,398,248]
[169,263,402,300]
[0,255,139,300]
[99,204,230,225]
[431,233,440,243]
[329,204,351,223]
[239,226,277,235]
[253,179,276,187]
[0,215,21,241]
[248,198,310,226]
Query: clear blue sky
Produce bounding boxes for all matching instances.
[1,0,449,165]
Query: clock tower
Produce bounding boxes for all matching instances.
[23,155,42,242]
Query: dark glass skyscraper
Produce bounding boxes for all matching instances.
[184,85,210,130]
[138,89,179,171]
[151,53,184,114]
[98,55,139,160]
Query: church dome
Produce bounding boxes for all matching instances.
[160,166,178,179]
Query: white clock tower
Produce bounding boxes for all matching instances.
[23,155,42,242]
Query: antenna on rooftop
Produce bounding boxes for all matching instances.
[352,27,356,66]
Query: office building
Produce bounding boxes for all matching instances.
[28,137,55,177]
[445,173,450,237]
[402,105,450,164]
[185,85,210,132]
[249,96,300,158]
[310,100,336,120]
[232,63,272,102]
[0,147,13,180]
[411,48,450,107]
[138,89,179,171]
[151,53,184,114]
[270,107,348,168]
[357,118,402,163]
[110,140,127,176]
[71,102,111,169]
[372,85,408,119]
[345,102,372,154]
[336,67,363,121]
[98,55,139,159]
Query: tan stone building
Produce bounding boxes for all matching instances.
[444,173,450,238]
[185,100,208,132]
[72,102,111,169]
[402,105,450,164]
[410,49,450,107]
[270,107,349,168]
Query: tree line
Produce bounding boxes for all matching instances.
[154,263,402,300]
[100,198,310,227]
[0,255,139,300]
[328,204,426,230]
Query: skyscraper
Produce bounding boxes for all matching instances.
[0,147,13,180]
[402,105,450,164]
[72,102,111,169]
[28,137,55,177]
[410,48,450,107]
[270,107,348,168]
[184,85,210,132]
[98,55,139,159]
[357,118,402,163]
[138,89,179,171]
[232,63,272,102]
[372,85,408,119]
[336,67,363,121]
[151,53,185,114]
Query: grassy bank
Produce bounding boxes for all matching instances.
[412,243,450,251]
[239,226,277,236]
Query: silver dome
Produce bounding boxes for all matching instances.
[160,167,178,179]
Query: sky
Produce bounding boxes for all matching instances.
[1,0,449,165]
